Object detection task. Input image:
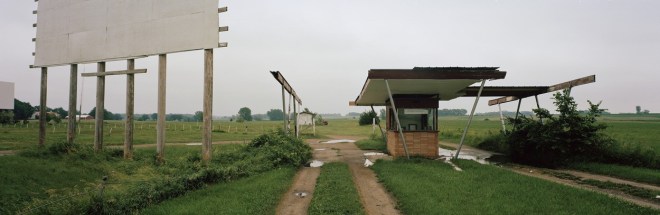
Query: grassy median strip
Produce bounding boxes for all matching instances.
[372,159,658,214]
[568,162,660,186]
[140,167,296,215]
[309,162,365,215]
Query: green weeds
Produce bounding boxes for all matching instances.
[309,163,364,215]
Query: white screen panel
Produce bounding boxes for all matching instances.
[34,0,219,67]
[0,82,15,110]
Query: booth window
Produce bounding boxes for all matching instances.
[389,108,437,131]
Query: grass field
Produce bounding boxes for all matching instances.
[372,159,658,214]
[308,162,365,215]
[2,115,658,153]
[140,168,296,215]
[568,162,660,186]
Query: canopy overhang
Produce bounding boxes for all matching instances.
[350,67,507,106]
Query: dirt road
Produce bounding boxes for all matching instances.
[276,136,400,215]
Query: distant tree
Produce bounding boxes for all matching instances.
[0,111,14,124]
[358,110,379,125]
[238,107,253,121]
[194,111,203,122]
[13,99,34,121]
[267,109,284,121]
[137,114,150,121]
[52,107,67,118]
[379,108,386,120]
[150,113,158,120]
[636,106,641,114]
[167,114,184,121]
[643,110,650,114]
[347,112,361,117]
[438,109,467,116]
[253,114,266,121]
[88,107,119,120]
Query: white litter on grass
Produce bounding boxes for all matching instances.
[309,160,324,167]
[320,139,355,144]
[295,192,308,198]
[363,152,386,156]
[438,148,492,164]
[314,148,327,151]
[185,143,202,146]
[364,159,374,167]
[444,160,463,171]
[656,195,660,199]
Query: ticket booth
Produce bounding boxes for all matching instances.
[385,95,439,157]
[350,67,507,158]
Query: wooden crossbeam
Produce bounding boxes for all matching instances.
[547,75,596,92]
[488,75,596,106]
[488,96,519,106]
[81,69,147,77]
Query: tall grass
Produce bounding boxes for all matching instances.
[308,163,365,215]
[372,159,658,214]
[140,168,297,215]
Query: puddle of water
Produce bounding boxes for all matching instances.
[320,139,355,144]
[185,143,202,146]
[438,148,492,164]
[294,192,308,198]
[309,160,324,167]
[363,152,386,156]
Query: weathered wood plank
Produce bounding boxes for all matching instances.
[39,67,47,147]
[157,54,166,162]
[202,49,213,162]
[124,59,135,159]
[81,69,147,77]
[67,64,77,145]
[94,62,106,152]
[547,75,596,92]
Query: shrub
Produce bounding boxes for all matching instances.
[505,90,614,167]
[358,110,379,126]
[19,131,313,214]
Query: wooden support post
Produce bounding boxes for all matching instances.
[157,54,166,161]
[94,62,106,152]
[498,103,506,133]
[513,98,523,130]
[535,95,544,124]
[39,67,47,147]
[202,49,213,162]
[281,85,286,132]
[124,59,135,159]
[293,101,298,137]
[371,105,387,144]
[67,64,78,145]
[455,79,486,159]
[94,62,105,152]
[385,80,409,159]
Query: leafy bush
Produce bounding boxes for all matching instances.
[480,90,659,169]
[358,110,379,126]
[19,131,312,214]
[505,90,613,167]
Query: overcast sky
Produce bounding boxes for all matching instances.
[1,0,659,116]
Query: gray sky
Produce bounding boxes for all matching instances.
[1,0,659,116]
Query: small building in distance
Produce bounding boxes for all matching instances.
[65,115,94,120]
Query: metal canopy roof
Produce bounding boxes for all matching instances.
[350,67,507,106]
